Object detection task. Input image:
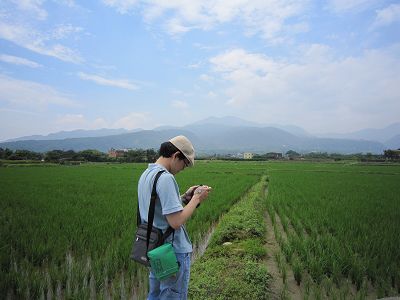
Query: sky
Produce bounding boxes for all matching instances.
[0,0,400,141]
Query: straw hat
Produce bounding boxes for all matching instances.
[169,135,195,167]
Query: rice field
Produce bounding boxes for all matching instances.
[264,162,400,299]
[1,160,399,299]
[0,161,265,299]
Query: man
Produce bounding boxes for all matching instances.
[138,135,211,300]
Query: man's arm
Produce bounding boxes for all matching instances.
[166,187,211,229]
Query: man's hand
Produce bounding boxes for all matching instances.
[168,185,212,229]
[182,185,212,205]
[193,185,212,203]
[182,185,200,204]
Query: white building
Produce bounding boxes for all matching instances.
[243,152,253,159]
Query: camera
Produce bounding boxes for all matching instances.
[183,185,203,207]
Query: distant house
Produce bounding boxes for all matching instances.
[266,152,283,159]
[384,149,400,160]
[108,148,129,158]
[243,152,253,159]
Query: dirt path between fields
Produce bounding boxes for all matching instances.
[263,184,303,300]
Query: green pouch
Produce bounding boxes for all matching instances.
[147,243,179,280]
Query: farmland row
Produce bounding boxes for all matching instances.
[264,162,400,299]
[2,161,399,299]
[0,162,266,298]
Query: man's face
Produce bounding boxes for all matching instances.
[170,152,187,175]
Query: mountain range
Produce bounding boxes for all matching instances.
[1,117,399,154]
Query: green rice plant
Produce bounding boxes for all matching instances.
[0,161,266,298]
[292,256,303,285]
[309,256,324,284]
[321,276,333,297]
[274,251,288,284]
[303,274,312,296]
[311,284,323,300]
[281,241,293,264]
[265,161,400,298]
[266,201,276,225]
[280,214,289,234]
[290,216,304,237]
[280,282,289,300]
[274,222,283,247]
[275,252,284,273]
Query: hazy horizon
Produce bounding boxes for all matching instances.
[2,116,400,143]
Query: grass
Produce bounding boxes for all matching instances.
[189,177,270,300]
[0,161,265,298]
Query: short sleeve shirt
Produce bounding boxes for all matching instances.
[137,163,193,253]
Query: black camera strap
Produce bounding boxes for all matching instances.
[137,170,175,252]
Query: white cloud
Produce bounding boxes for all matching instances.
[0,1,83,64]
[93,118,108,128]
[207,91,217,98]
[51,24,83,40]
[0,54,42,68]
[11,0,48,20]
[102,0,139,14]
[0,107,40,116]
[187,62,202,69]
[372,4,400,28]
[77,72,139,90]
[55,0,78,8]
[210,48,275,75]
[0,74,78,108]
[327,0,377,12]
[164,18,191,35]
[103,0,309,42]
[208,45,400,132]
[199,74,213,81]
[50,113,159,132]
[56,113,86,125]
[0,20,83,63]
[172,100,189,109]
[193,43,218,51]
[113,112,150,129]
[55,114,110,130]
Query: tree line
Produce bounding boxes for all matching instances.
[1,147,399,163]
[0,148,158,163]
[205,150,400,161]
[282,150,400,161]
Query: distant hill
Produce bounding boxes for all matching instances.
[0,129,198,153]
[4,128,140,142]
[187,116,312,137]
[0,122,386,154]
[320,122,400,143]
[385,134,400,149]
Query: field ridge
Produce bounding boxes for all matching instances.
[189,176,271,299]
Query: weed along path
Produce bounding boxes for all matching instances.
[189,176,271,299]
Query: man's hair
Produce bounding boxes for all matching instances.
[159,142,186,160]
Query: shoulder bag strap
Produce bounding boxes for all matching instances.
[145,170,175,251]
[136,202,141,227]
